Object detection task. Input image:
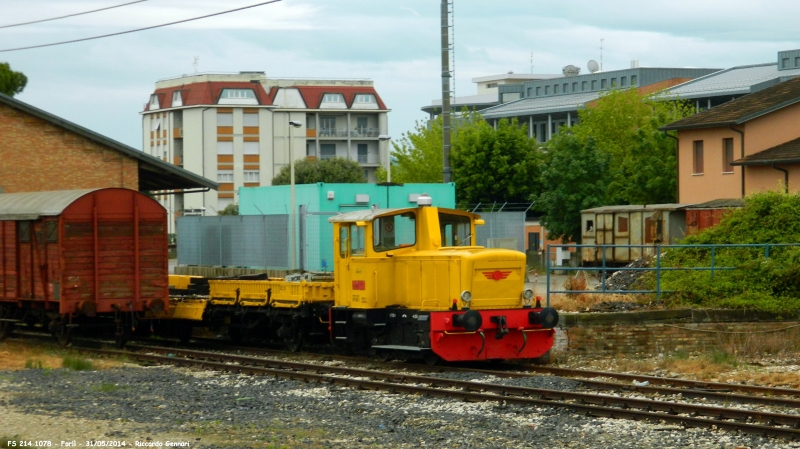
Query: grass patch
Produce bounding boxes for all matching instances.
[62,356,93,371]
[24,358,44,369]
[92,383,125,393]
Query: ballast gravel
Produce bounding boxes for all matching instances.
[1,365,798,449]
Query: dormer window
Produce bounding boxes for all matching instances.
[323,93,344,103]
[354,94,375,103]
[172,91,183,107]
[218,88,258,105]
[149,94,160,110]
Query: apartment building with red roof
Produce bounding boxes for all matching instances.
[141,72,390,229]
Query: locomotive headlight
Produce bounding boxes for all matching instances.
[522,288,535,306]
[460,290,472,303]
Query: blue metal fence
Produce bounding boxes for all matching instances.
[546,243,800,303]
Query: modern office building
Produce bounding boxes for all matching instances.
[141,72,390,231]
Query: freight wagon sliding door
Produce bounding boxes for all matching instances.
[15,221,57,302]
[0,221,18,300]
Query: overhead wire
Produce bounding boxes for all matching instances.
[0,0,282,53]
[0,0,151,29]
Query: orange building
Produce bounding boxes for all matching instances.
[661,76,800,203]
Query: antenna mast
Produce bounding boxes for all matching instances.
[600,38,604,71]
[530,51,534,74]
[440,0,453,183]
[193,56,199,74]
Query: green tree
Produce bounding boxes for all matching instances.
[0,62,27,97]
[451,115,541,205]
[383,117,445,183]
[218,203,239,215]
[537,135,611,242]
[271,157,366,185]
[536,88,694,242]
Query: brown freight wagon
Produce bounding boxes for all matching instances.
[0,188,168,345]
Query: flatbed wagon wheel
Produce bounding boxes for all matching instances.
[375,349,392,362]
[284,332,305,353]
[0,306,15,340]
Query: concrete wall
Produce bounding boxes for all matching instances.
[0,103,139,194]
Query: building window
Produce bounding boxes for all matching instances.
[581,81,587,91]
[217,171,233,183]
[539,123,546,142]
[320,143,336,160]
[545,85,550,95]
[591,80,597,90]
[244,141,259,155]
[631,75,637,86]
[601,79,607,89]
[527,87,532,97]
[723,138,734,173]
[354,94,375,103]
[563,83,568,92]
[693,141,704,174]
[486,83,498,88]
[172,91,183,107]
[323,93,344,103]
[782,58,790,69]
[243,113,259,127]
[149,95,160,110]
[221,89,256,100]
[217,141,233,155]
[243,171,260,183]
[320,116,336,136]
[217,112,233,127]
[572,82,578,92]
[536,86,541,96]
[796,56,800,67]
[610,78,616,87]
[554,84,560,94]
[357,144,368,163]
[621,76,627,87]
[617,216,628,233]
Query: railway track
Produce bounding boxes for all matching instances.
[83,344,800,441]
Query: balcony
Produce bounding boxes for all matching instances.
[357,152,380,165]
[317,128,382,138]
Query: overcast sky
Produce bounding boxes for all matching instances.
[2,0,799,149]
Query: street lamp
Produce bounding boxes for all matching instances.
[289,120,303,271]
[378,134,391,182]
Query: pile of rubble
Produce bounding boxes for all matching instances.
[596,258,649,291]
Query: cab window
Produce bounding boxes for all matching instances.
[439,213,472,246]
[373,212,416,252]
[339,226,349,258]
[350,224,365,256]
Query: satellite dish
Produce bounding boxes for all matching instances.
[588,60,600,73]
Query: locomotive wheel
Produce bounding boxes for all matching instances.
[423,353,440,366]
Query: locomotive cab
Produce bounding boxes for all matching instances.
[329,200,558,362]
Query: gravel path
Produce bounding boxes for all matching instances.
[1,365,798,449]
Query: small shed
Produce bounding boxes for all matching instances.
[581,204,691,264]
[0,188,168,317]
[684,199,743,235]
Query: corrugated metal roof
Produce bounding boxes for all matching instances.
[482,91,600,118]
[0,189,100,221]
[665,63,800,99]
[683,198,743,209]
[582,203,692,213]
[328,207,415,223]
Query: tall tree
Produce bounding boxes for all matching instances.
[0,62,27,97]
[271,157,366,185]
[381,117,445,183]
[536,88,694,242]
[537,135,611,243]
[451,115,541,205]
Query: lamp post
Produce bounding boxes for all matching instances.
[378,134,391,182]
[288,120,303,271]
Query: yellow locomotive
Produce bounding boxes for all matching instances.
[166,195,558,363]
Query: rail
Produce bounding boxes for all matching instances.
[546,243,800,302]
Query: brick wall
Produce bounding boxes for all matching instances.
[555,309,800,357]
[0,103,139,193]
